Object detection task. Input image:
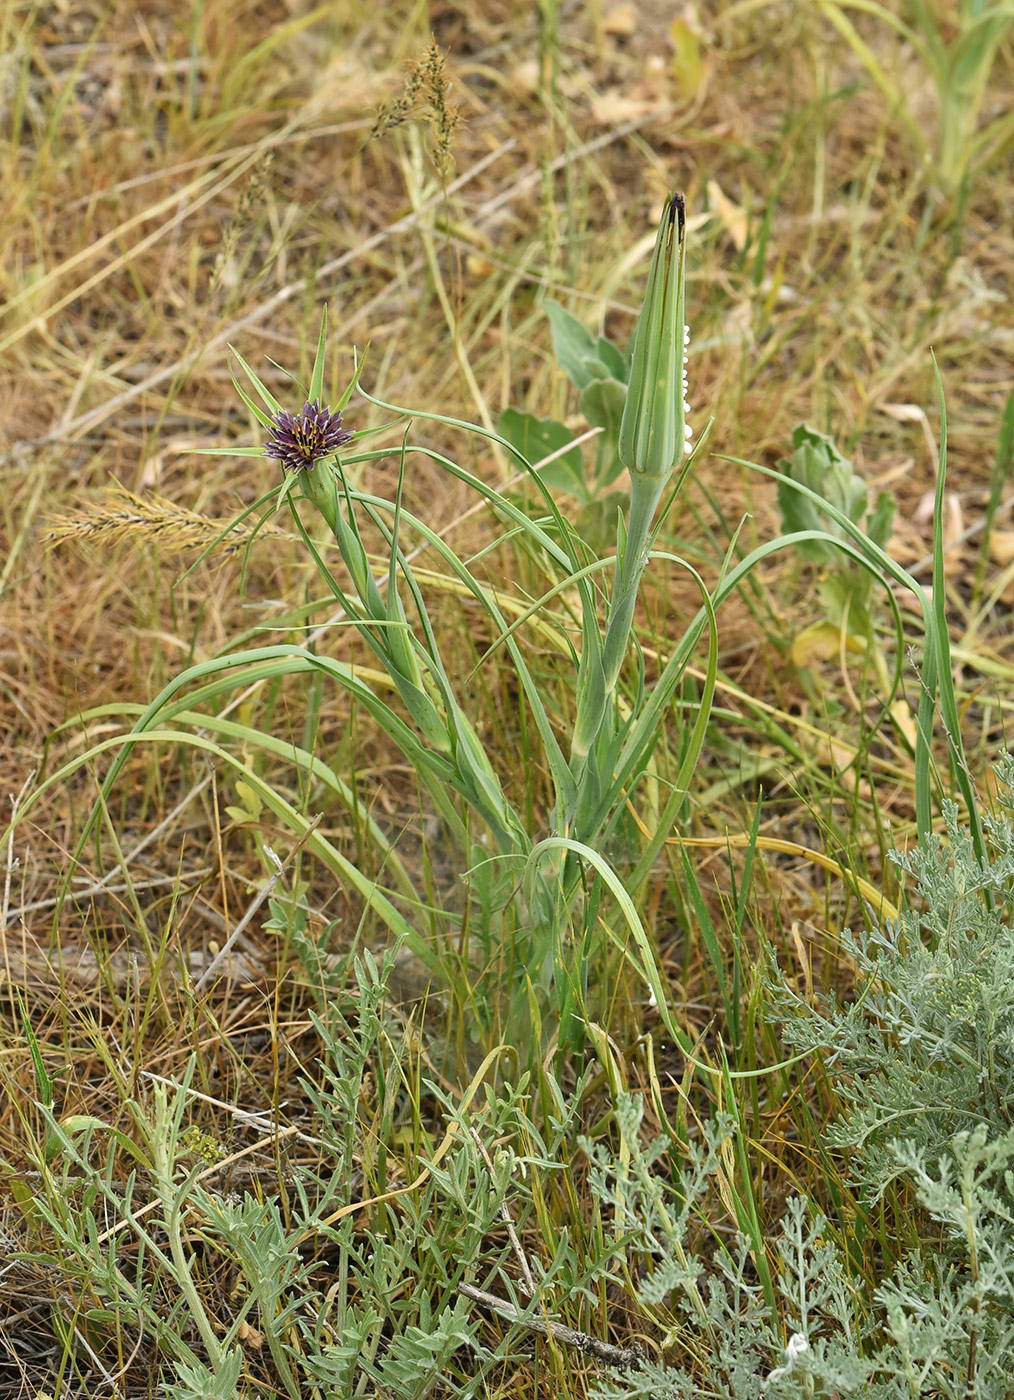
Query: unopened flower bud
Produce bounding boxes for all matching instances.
[618,193,691,482]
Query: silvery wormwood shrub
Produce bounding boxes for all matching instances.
[772,752,1014,1203]
[582,758,1014,1399]
[588,1117,1014,1399]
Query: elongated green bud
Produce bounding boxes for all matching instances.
[618,193,692,482]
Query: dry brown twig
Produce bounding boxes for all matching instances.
[458,1282,645,1370]
[468,1124,537,1296]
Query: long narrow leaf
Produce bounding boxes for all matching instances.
[526,835,684,1047]
[229,345,283,419]
[308,306,327,405]
[43,728,430,961]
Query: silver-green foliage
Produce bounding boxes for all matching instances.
[24,950,545,1399]
[588,1124,1014,1398]
[581,1101,870,1399]
[776,423,895,651]
[775,755,1014,1201]
[582,757,1014,1398]
[25,760,1014,1398]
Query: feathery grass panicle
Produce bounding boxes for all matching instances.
[371,41,461,178]
[45,481,286,556]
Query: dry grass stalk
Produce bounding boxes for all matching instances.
[371,41,462,178]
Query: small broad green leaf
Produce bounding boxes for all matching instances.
[498,408,587,498]
[580,377,627,435]
[818,572,871,634]
[265,889,308,937]
[544,301,599,391]
[225,779,264,826]
[795,426,867,523]
[596,335,629,383]
[867,490,896,550]
[777,424,872,566]
[579,355,614,381]
[776,474,830,566]
[579,377,628,490]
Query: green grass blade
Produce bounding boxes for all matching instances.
[527,835,683,1047]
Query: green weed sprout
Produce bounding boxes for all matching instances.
[776,424,895,681]
[815,0,1014,200]
[499,301,631,503]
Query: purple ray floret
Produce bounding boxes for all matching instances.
[263,399,353,472]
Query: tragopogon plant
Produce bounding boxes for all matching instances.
[202,192,711,1056]
[22,194,976,1071]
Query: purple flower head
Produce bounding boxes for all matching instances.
[263,399,353,473]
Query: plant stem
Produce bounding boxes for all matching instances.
[601,473,668,696]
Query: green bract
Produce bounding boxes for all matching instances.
[618,193,691,483]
